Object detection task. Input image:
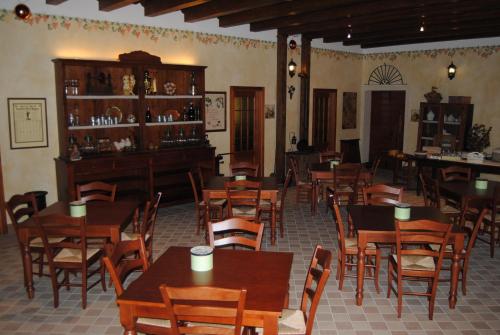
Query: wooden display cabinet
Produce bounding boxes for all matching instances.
[417,102,473,151]
[53,51,215,204]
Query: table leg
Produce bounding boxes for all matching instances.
[312,180,317,215]
[356,234,367,306]
[271,202,276,245]
[120,305,137,335]
[262,315,278,335]
[449,234,465,308]
[203,191,210,244]
[23,243,34,299]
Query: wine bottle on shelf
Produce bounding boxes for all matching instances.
[194,106,200,120]
[188,102,195,121]
[144,70,151,95]
[189,71,196,96]
[145,106,152,123]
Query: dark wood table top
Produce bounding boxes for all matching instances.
[118,246,293,312]
[347,205,461,232]
[204,176,279,191]
[440,180,499,200]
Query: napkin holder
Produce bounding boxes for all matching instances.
[190,246,213,272]
[235,175,246,181]
[394,203,411,221]
[69,200,86,217]
[475,179,488,189]
[329,159,341,168]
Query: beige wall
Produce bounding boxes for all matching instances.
[1,10,499,207]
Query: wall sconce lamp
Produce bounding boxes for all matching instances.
[288,59,297,78]
[14,3,31,20]
[288,85,295,99]
[448,62,456,80]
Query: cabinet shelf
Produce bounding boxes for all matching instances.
[68,123,139,130]
[422,120,438,124]
[144,95,203,100]
[444,121,461,125]
[66,95,139,100]
[145,121,203,127]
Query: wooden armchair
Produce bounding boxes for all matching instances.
[76,181,116,202]
[208,218,264,251]
[121,192,162,262]
[230,161,259,177]
[35,213,106,309]
[224,180,262,222]
[260,168,292,238]
[326,163,361,207]
[387,219,452,320]
[362,184,403,206]
[289,155,313,208]
[103,239,171,334]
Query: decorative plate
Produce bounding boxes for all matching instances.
[105,106,122,123]
[164,82,176,95]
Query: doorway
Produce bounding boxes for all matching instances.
[229,86,264,176]
[369,90,406,166]
[312,89,337,151]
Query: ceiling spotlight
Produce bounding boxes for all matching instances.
[14,3,31,20]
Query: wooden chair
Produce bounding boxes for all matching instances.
[319,150,343,163]
[208,218,264,251]
[389,151,417,190]
[103,238,171,334]
[76,181,116,202]
[387,219,452,320]
[440,166,472,182]
[419,173,461,223]
[188,168,226,235]
[159,285,247,335]
[289,155,313,207]
[326,163,361,207]
[6,193,65,281]
[260,168,292,238]
[224,180,262,221]
[34,213,106,309]
[230,161,259,177]
[364,155,382,187]
[121,192,162,262]
[332,198,381,292]
[432,204,487,295]
[362,184,403,206]
[475,186,500,257]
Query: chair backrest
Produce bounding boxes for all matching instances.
[319,151,343,163]
[187,168,203,206]
[159,285,247,335]
[6,193,38,232]
[139,192,162,259]
[395,219,452,277]
[289,155,302,183]
[463,206,488,258]
[419,173,441,209]
[208,218,264,251]
[440,166,471,182]
[492,186,500,225]
[371,155,382,180]
[76,181,117,202]
[331,197,347,256]
[230,161,259,177]
[103,238,149,297]
[224,180,262,221]
[281,168,293,205]
[333,163,361,188]
[300,245,332,335]
[362,183,403,206]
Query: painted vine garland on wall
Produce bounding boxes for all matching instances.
[0,9,498,60]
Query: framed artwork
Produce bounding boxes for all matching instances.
[342,92,357,129]
[205,91,226,132]
[265,104,275,119]
[8,98,48,149]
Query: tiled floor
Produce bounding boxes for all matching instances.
[1,173,500,335]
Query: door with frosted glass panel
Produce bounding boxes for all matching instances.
[230,87,264,176]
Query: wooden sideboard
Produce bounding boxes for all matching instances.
[55,146,215,204]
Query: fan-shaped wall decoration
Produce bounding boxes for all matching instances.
[367,64,405,85]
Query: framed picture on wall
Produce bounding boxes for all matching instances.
[8,98,48,149]
[342,92,357,129]
[205,91,226,132]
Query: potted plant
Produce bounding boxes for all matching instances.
[467,124,492,152]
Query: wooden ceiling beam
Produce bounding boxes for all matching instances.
[182,0,286,23]
[46,0,68,4]
[144,0,209,17]
[98,0,139,12]
[218,0,354,28]
[250,0,446,32]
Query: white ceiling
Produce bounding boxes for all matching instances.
[2,0,500,53]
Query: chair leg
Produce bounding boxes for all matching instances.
[374,250,381,294]
[387,260,393,298]
[397,273,403,318]
[38,252,44,277]
[428,278,439,320]
[100,259,106,291]
[82,268,87,309]
[338,257,345,290]
[64,270,70,290]
[490,224,496,258]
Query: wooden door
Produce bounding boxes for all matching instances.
[230,87,264,176]
[369,91,406,165]
[312,89,337,151]
[0,148,7,234]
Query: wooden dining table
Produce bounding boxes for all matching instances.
[309,162,371,214]
[440,180,500,210]
[18,199,140,299]
[347,205,466,308]
[203,176,280,244]
[117,246,293,335]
